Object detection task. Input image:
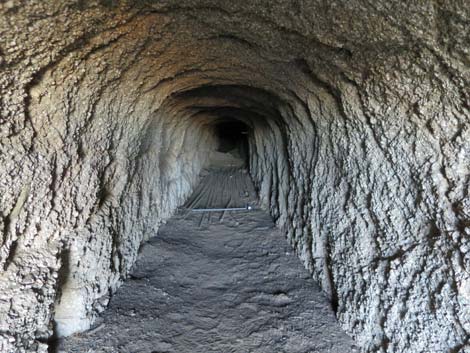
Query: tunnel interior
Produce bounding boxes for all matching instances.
[213,119,249,164]
[0,2,469,353]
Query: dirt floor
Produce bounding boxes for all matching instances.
[58,168,357,353]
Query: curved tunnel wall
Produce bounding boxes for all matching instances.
[0,2,469,352]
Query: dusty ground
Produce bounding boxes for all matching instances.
[58,169,357,353]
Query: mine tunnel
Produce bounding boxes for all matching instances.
[213,119,250,166]
[0,1,469,353]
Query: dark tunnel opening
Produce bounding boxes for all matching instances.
[163,84,287,173]
[214,119,250,167]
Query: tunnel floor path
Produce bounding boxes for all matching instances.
[59,168,357,353]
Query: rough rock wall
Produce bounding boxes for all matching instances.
[0,4,218,351]
[0,1,469,352]
[251,52,470,352]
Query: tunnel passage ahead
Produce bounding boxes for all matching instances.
[214,120,250,165]
[59,169,357,353]
[1,1,469,353]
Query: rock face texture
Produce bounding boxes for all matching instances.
[0,1,468,352]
